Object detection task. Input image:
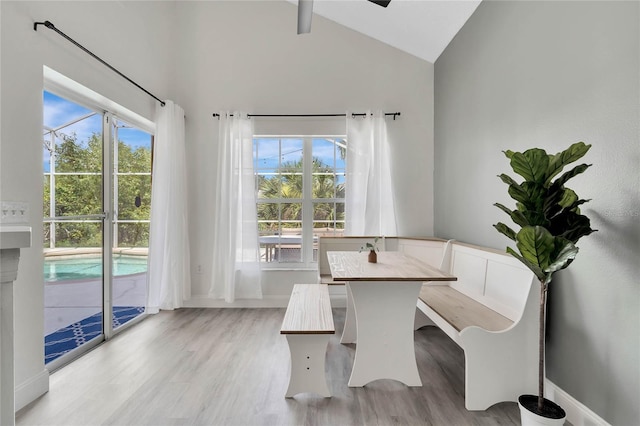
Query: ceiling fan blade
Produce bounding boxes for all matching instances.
[297,0,314,34]
[368,0,391,7]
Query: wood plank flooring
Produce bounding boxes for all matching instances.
[17,308,520,426]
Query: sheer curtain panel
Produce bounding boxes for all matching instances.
[147,101,191,312]
[210,112,262,303]
[345,111,398,236]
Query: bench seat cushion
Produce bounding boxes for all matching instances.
[419,285,513,333]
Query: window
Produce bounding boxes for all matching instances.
[254,136,346,267]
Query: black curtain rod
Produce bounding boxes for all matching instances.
[213,112,401,120]
[34,20,166,107]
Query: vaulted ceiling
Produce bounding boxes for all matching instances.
[287,0,482,63]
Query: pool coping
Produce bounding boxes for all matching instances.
[44,247,148,259]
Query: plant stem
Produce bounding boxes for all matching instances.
[538,279,547,413]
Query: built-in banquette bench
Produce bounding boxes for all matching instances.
[280,284,335,398]
[317,236,538,411]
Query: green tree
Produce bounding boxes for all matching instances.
[44,133,152,248]
[257,157,345,231]
[116,139,152,246]
[49,133,103,247]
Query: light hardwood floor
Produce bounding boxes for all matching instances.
[17,308,520,426]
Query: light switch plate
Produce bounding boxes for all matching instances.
[0,201,30,224]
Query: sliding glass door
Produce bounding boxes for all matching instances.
[43,91,151,367]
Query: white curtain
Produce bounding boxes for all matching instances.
[209,112,262,302]
[345,111,398,236]
[146,101,191,313]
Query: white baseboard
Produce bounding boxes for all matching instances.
[15,369,49,412]
[545,379,610,426]
[184,295,289,308]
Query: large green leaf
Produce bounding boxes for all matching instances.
[515,226,556,272]
[549,210,596,243]
[494,222,517,241]
[520,182,546,210]
[510,149,549,183]
[495,203,530,227]
[503,150,516,160]
[521,209,548,227]
[545,239,578,276]
[558,187,579,209]
[564,198,591,214]
[553,163,591,188]
[545,142,591,185]
[498,173,519,187]
[494,203,513,217]
[507,246,545,281]
[504,179,547,210]
[542,182,569,218]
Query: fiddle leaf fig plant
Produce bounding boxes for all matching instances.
[494,141,596,415]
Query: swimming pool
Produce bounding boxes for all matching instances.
[44,255,148,282]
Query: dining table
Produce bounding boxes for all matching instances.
[326,250,457,387]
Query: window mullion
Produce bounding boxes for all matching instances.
[302,137,313,265]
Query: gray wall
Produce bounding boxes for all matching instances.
[434,1,639,424]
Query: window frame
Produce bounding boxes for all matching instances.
[254,135,346,269]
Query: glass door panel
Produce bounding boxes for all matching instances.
[43,91,105,366]
[111,119,151,330]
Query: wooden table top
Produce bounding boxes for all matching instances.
[326,251,457,282]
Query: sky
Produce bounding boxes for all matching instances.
[43,91,151,172]
[253,137,346,174]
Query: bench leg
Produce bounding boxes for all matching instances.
[285,334,331,398]
[340,283,357,344]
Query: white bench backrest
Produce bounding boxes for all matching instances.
[448,243,535,322]
[396,238,447,268]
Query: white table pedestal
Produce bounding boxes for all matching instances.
[346,280,423,387]
[0,226,31,426]
[340,284,357,344]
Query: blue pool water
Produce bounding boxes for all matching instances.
[44,255,148,282]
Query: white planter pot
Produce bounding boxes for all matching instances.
[518,395,566,426]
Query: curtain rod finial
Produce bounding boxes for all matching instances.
[34,20,55,31]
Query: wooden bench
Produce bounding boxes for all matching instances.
[413,241,538,411]
[280,284,335,398]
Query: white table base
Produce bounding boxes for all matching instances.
[340,284,357,344]
[346,280,423,387]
